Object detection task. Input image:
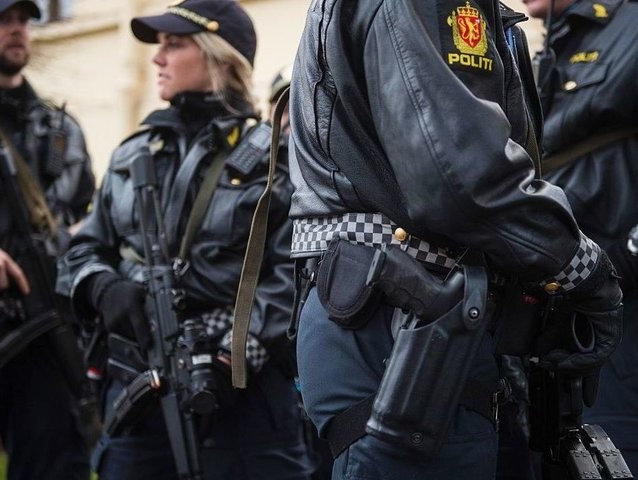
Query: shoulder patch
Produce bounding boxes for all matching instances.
[225,122,272,176]
[446,1,494,72]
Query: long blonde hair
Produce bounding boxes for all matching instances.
[191,31,257,114]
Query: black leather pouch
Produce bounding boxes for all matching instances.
[316,239,378,330]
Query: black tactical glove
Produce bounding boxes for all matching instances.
[87,272,151,349]
[539,250,623,374]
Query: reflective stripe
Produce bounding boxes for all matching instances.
[539,233,599,293]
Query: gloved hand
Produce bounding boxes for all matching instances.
[539,251,623,374]
[87,272,151,349]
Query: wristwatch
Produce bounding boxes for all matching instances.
[627,225,638,256]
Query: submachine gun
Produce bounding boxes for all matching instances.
[0,142,84,395]
[523,295,633,480]
[102,148,215,479]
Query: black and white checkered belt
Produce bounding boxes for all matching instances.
[291,212,458,270]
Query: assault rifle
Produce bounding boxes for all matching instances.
[103,147,204,479]
[0,143,84,395]
[528,298,633,480]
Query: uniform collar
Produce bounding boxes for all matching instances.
[140,93,257,151]
[0,79,38,120]
[499,2,529,30]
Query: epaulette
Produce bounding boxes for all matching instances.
[117,125,155,148]
[110,127,155,173]
[225,122,273,176]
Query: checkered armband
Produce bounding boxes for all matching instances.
[199,306,234,338]
[538,233,600,295]
[218,330,270,373]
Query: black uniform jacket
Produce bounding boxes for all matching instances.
[289,0,593,286]
[539,0,638,289]
[0,80,94,263]
[60,105,295,372]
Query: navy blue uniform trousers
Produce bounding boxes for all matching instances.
[0,336,90,480]
[93,363,314,480]
[297,289,498,480]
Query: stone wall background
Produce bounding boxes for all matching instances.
[25,0,545,181]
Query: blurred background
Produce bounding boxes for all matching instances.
[26,0,545,183]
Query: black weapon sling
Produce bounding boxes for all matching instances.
[230,88,289,388]
[0,127,85,395]
[543,127,638,174]
[0,127,57,235]
[177,149,228,263]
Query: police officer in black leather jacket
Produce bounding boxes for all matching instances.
[288,1,623,478]
[524,0,638,471]
[0,1,94,478]
[58,1,313,479]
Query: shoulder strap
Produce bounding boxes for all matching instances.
[178,121,273,263]
[543,127,638,174]
[0,126,57,235]
[325,376,497,458]
[177,149,228,262]
[231,87,290,388]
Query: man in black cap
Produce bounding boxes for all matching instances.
[0,0,94,478]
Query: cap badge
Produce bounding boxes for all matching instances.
[167,6,218,31]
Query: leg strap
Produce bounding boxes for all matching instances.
[325,377,496,458]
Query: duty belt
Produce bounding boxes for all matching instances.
[291,213,458,270]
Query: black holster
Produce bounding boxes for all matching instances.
[365,263,492,456]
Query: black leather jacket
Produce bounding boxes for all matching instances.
[0,80,95,246]
[289,0,597,288]
[60,99,294,372]
[538,0,638,290]
[0,80,94,322]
